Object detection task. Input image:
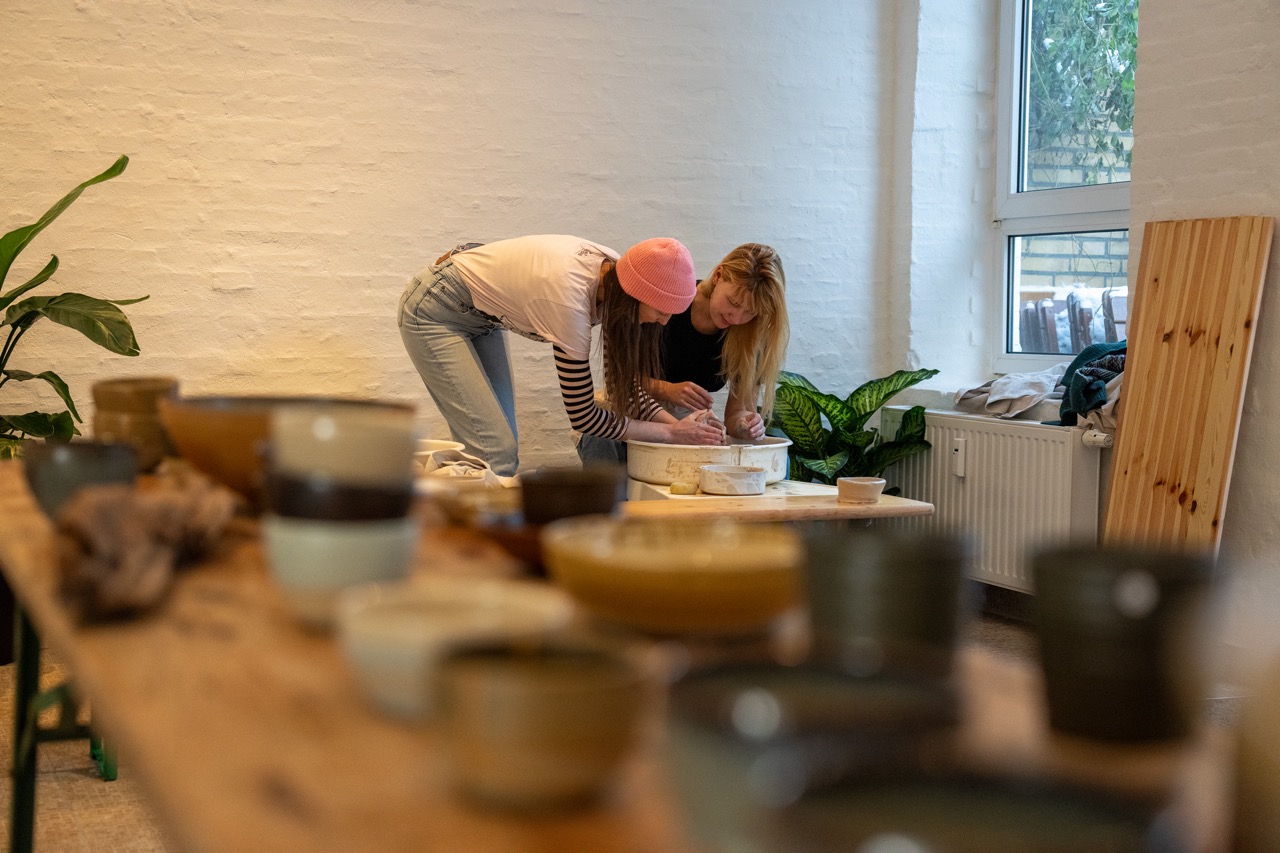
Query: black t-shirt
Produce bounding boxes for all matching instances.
[661,299,727,392]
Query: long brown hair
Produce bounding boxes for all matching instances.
[599,266,664,417]
[709,243,790,418]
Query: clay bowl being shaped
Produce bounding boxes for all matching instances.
[435,639,649,812]
[699,464,767,496]
[541,516,803,636]
[627,436,791,486]
[517,464,627,525]
[158,395,415,508]
[21,440,139,517]
[337,577,575,720]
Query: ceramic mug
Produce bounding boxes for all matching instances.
[1032,543,1215,741]
[802,528,974,679]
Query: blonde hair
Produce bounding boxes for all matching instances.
[600,267,664,418]
[705,243,790,418]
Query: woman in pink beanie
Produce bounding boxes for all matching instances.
[398,235,726,475]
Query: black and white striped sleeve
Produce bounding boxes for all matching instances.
[553,346,628,439]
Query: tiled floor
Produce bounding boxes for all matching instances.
[0,657,177,852]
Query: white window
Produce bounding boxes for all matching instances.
[992,0,1138,373]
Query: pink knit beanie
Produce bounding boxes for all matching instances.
[616,238,696,315]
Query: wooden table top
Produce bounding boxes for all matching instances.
[0,462,1229,852]
[623,479,936,522]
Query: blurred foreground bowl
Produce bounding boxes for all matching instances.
[541,516,801,636]
[158,395,414,507]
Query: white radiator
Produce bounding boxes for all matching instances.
[878,406,1104,594]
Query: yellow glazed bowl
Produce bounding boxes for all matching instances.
[540,516,802,636]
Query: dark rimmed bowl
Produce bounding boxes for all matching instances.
[517,464,627,525]
[263,469,415,521]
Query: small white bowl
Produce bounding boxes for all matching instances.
[262,514,420,630]
[837,476,887,504]
[414,439,468,471]
[337,577,575,720]
[698,464,767,496]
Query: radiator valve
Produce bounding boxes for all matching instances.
[1082,429,1114,449]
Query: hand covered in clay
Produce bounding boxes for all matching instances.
[729,412,766,441]
[658,380,715,412]
[670,409,728,445]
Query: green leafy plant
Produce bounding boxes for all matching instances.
[771,368,940,489]
[1026,0,1139,187]
[1,155,147,458]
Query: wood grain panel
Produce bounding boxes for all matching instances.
[1104,216,1274,553]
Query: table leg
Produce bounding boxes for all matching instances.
[10,602,40,853]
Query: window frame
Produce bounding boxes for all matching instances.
[991,0,1132,375]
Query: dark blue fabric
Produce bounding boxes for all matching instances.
[1052,340,1128,426]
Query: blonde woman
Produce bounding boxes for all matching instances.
[400,235,727,476]
[578,243,790,463]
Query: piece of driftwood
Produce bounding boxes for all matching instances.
[1103,215,1274,553]
[56,463,238,620]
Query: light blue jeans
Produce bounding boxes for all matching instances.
[398,260,520,476]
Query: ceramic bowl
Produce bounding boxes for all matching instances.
[699,464,767,496]
[517,464,627,525]
[262,470,414,521]
[337,577,575,720]
[414,439,467,470]
[271,403,417,486]
[261,513,420,630]
[91,375,179,414]
[666,662,961,851]
[627,436,791,486]
[836,476,886,504]
[430,482,522,526]
[158,395,415,507]
[541,516,802,635]
[436,639,649,811]
[92,409,174,473]
[21,440,139,517]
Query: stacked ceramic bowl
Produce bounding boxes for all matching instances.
[261,401,420,629]
[91,375,179,473]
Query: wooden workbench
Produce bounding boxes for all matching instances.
[623,478,936,522]
[0,462,1229,852]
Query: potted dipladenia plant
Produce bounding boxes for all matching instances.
[771,368,939,490]
[0,155,147,458]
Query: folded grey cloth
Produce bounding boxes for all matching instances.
[954,363,1069,419]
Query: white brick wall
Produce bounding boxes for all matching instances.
[2,0,911,469]
[1130,0,1280,672]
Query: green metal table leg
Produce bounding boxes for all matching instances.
[10,602,41,853]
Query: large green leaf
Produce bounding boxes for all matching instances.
[0,155,129,291]
[811,391,857,434]
[864,438,933,478]
[2,369,81,421]
[4,293,147,355]
[845,368,940,431]
[0,410,78,440]
[0,256,58,313]
[773,384,827,456]
[893,404,928,442]
[777,370,820,393]
[0,436,21,459]
[798,450,849,484]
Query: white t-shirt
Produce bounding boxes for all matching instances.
[446,235,618,361]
